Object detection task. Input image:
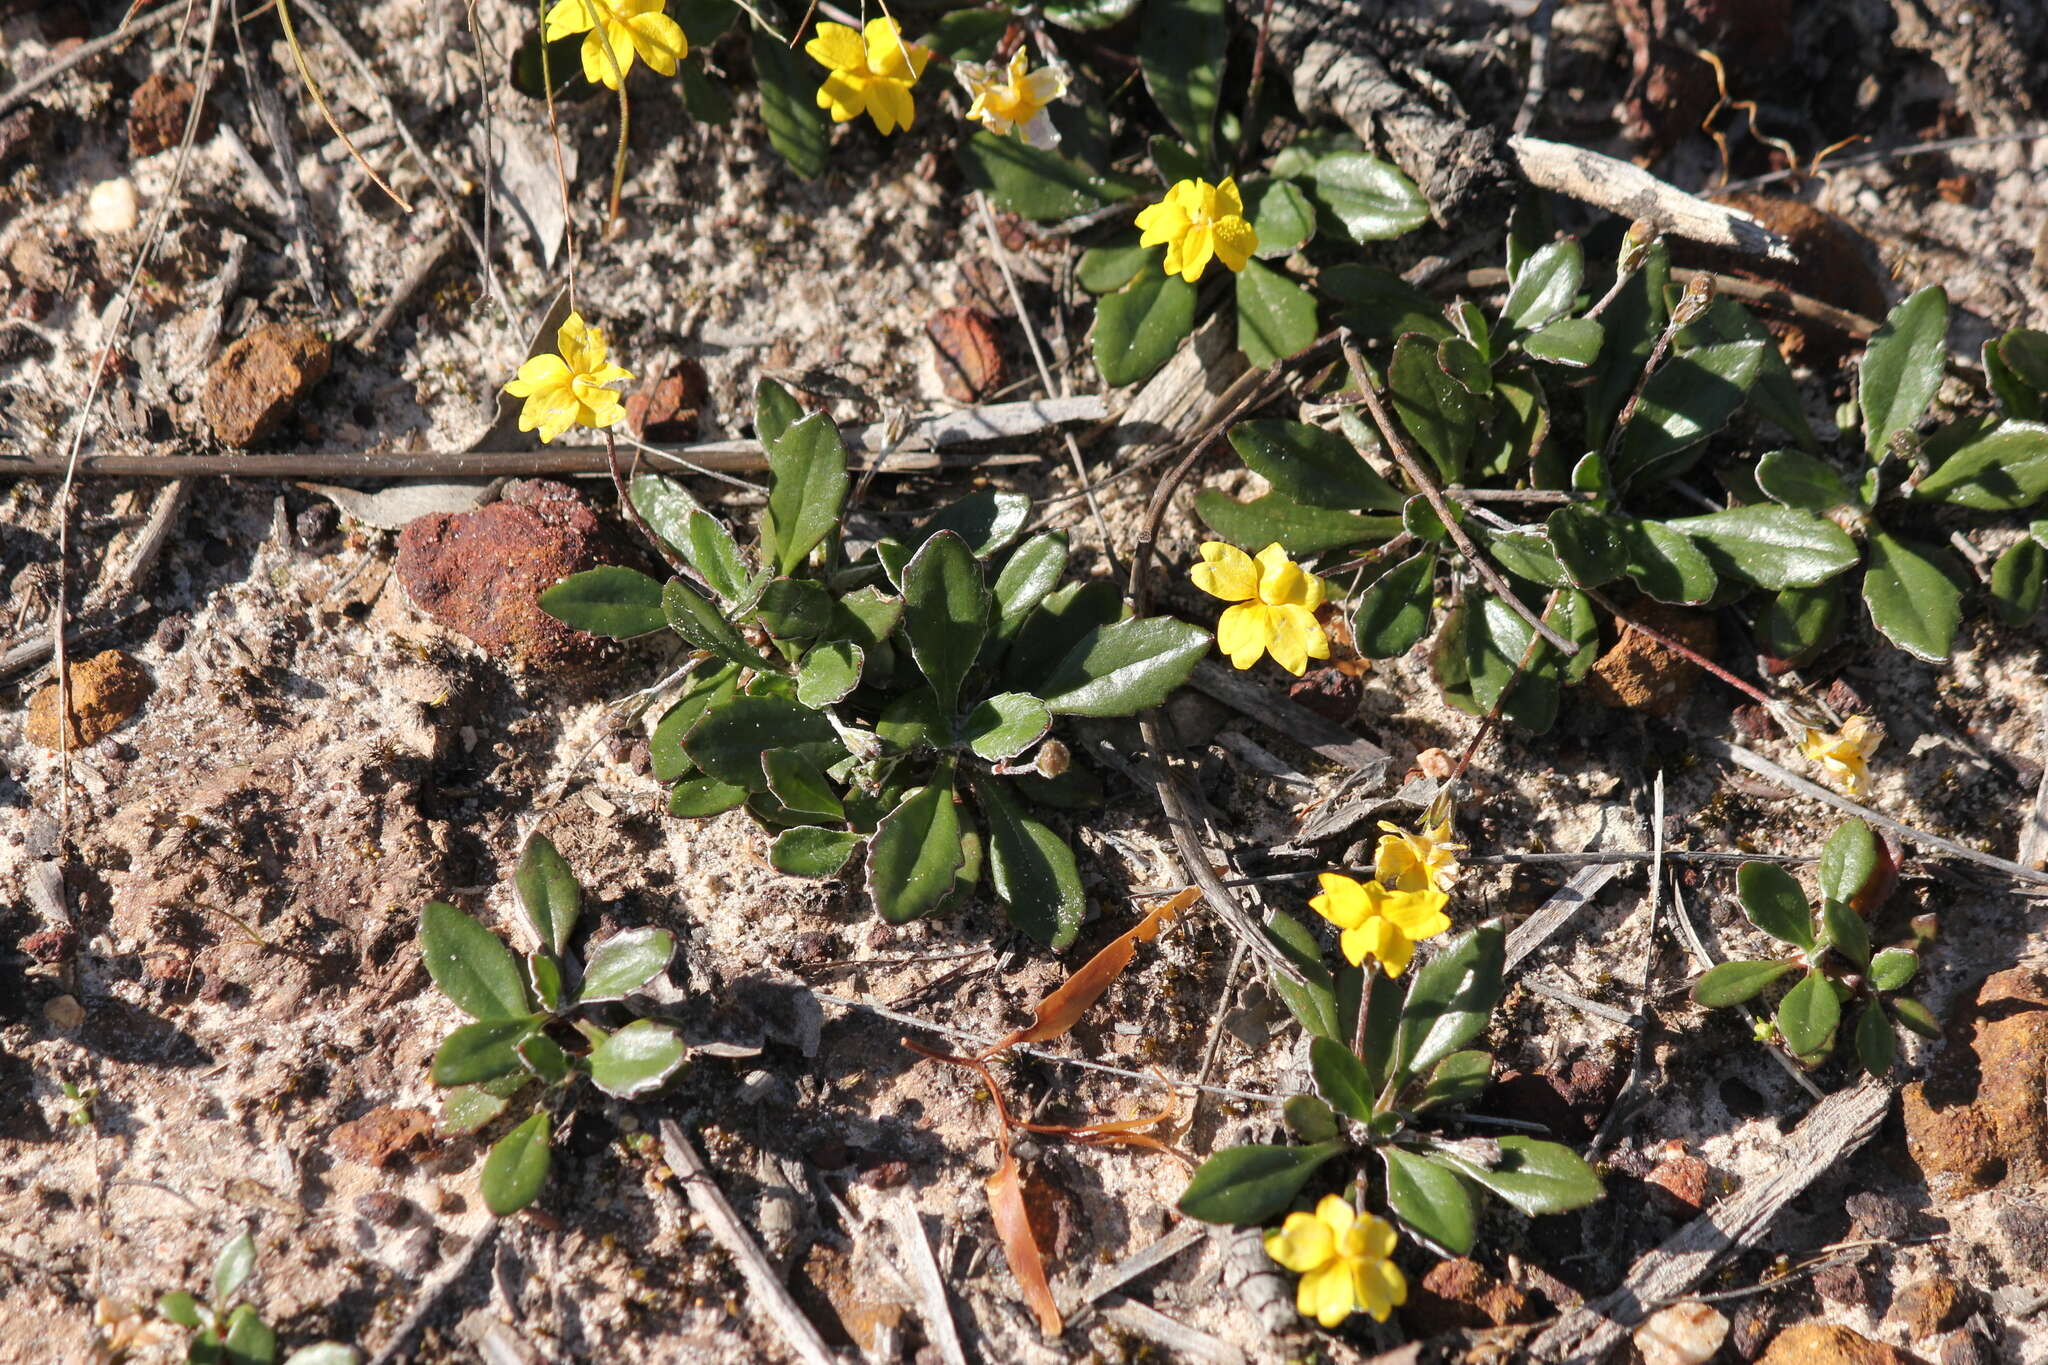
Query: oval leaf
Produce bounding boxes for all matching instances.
[1096,271,1198,387]
[1818,819,1879,906]
[762,412,849,575]
[1871,947,1919,993]
[1439,1135,1602,1216]
[1863,531,1962,662]
[1038,617,1210,718]
[1861,285,1948,458]
[1237,258,1320,369]
[538,566,665,639]
[1194,489,1399,555]
[1310,153,1428,243]
[770,826,864,878]
[587,1019,688,1099]
[1736,862,1814,949]
[1616,340,1765,483]
[1692,959,1797,1007]
[867,775,967,923]
[421,902,531,1021]
[1667,506,1859,590]
[974,775,1084,950]
[1309,1036,1375,1122]
[1353,550,1435,658]
[795,639,864,708]
[1384,1147,1477,1253]
[902,531,992,715]
[578,926,676,1003]
[1915,421,2048,510]
[1175,1141,1348,1226]
[1138,0,1225,165]
[961,693,1053,761]
[1228,418,1403,511]
[431,1017,541,1085]
[1775,969,1840,1059]
[481,1113,551,1216]
[515,833,581,958]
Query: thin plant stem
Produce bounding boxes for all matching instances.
[272,0,411,209]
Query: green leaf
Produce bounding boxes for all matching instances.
[668,775,750,817]
[1437,1135,1603,1217]
[795,639,863,708]
[1322,264,1450,342]
[1863,530,1962,662]
[160,1291,204,1328]
[1236,259,1319,369]
[1045,0,1142,25]
[867,773,967,923]
[924,5,1010,59]
[1229,418,1403,512]
[1818,820,1879,906]
[974,774,1084,950]
[993,532,1070,638]
[678,62,734,125]
[1521,317,1604,367]
[1283,1094,1341,1143]
[1621,519,1717,605]
[761,413,849,575]
[1095,271,1198,387]
[513,835,579,960]
[923,490,1034,559]
[651,665,741,783]
[770,826,864,878]
[1264,908,1339,1042]
[1615,340,1766,483]
[1175,1141,1348,1225]
[1039,616,1211,717]
[526,952,562,1013]
[1736,862,1814,949]
[755,377,802,447]
[628,473,701,558]
[1309,1036,1375,1122]
[1077,242,1151,295]
[753,577,835,640]
[587,1019,688,1099]
[661,576,760,668]
[763,747,845,819]
[1486,530,1569,588]
[1389,333,1476,482]
[510,25,598,103]
[1417,1050,1493,1111]
[1439,335,1492,395]
[481,1113,551,1216]
[752,28,825,179]
[1384,1148,1477,1254]
[1139,0,1226,165]
[437,1081,515,1136]
[1761,578,1845,666]
[1853,1001,1895,1076]
[1692,959,1797,1007]
[1860,285,1949,458]
[1775,970,1840,1059]
[956,132,1144,221]
[538,566,666,639]
[1912,421,2048,510]
[1193,489,1399,555]
[1353,550,1435,658]
[1986,333,2044,421]
[514,1031,571,1085]
[579,926,676,1003]
[420,902,531,1021]
[1871,947,1919,993]
[1667,506,1859,590]
[432,1017,542,1085]
[1392,924,1507,1081]
[682,694,839,791]
[1991,537,2047,625]
[1246,179,1316,258]
[1757,449,1857,512]
[1497,239,1583,338]
[902,530,992,715]
[1002,580,1126,691]
[1587,239,1671,446]
[221,1304,278,1365]
[1891,997,1939,1038]
[1465,593,1558,732]
[960,693,1052,761]
[1546,504,1628,587]
[674,0,736,45]
[1822,897,1871,970]
[213,1229,258,1303]
[1309,153,1429,244]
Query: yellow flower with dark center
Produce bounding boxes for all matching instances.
[1190,541,1329,677]
[503,312,633,445]
[1308,873,1451,977]
[1134,176,1259,283]
[1263,1195,1408,1327]
[806,18,932,134]
[543,0,687,90]
[957,49,1069,147]
[1374,819,1463,894]
[1801,715,1881,796]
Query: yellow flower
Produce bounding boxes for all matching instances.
[503,312,633,445]
[957,49,1069,148]
[806,17,932,135]
[1309,873,1451,977]
[1374,819,1463,894]
[1191,541,1329,676]
[1134,176,1259,283]
[1263,1195,1408,1328]
[1801,715,1881,797]
[543,0,687,90]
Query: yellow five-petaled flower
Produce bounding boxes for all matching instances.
[503,312,633,445]
[807,18,932,135]
[543,0,687,90]
[957,49,1069,148]
[1264,1195,1409,1328]
[1135,176,1259,283]
[1309,872,1451,977]
[1375,819,1463,895]
[1191,541,1330,677]
[1801,715,1881,797]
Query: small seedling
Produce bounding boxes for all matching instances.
[60,1079,96,1127]
[155,1229,357,1365]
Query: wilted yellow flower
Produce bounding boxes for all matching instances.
[1309,873,1451,977]
[1191,541,1329,677]
[1801,715,1881,796]
[1263,1195,1408,1328]
[543,0,687,90]
[1135,176,1258,283]
[1375,819,1463,894]
[957,48,1069,148]
[503,312,633,445]
[93,1298,168,1360]
[806,17,931,134]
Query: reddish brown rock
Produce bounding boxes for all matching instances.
[1902,968,2048,1195]
[1645,1153,1713,1218]
[128,71,208,159]
[624,357,709,442]
[395,480,638,671]
[1887,1277,1968,1341]
[1681,194,1890,364]
[926,305,1004,403]
[25,650,153,749]
[1402,1257,1532,1336]
[202,323,331,447]
[1585,603,1716,717]
[330,1105,434,1169]
[1758,1323,1931,1365]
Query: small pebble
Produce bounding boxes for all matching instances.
[295,502,338,547]
[85,178,139,235]
[1634,1302,1729,1365]
[152,612,190,653]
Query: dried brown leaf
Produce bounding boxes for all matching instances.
[979,887,1200,1059]
[987,1151,1063,1338]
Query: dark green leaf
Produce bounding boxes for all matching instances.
[1175,1141,1348,1225]
[752,28,826,179]
[1587,239,1671,446]
[755,378,802,447]
[515,1030,571,1086]
[668,775,749,817]
[1138,0,1226,165]
[1309,153,1428,244]
[1389,333,1476,482]
[770,826,864,878]
[1039,616,1210,717]
[1615,340,1766,483]
[1264,908,1339,1041]
[1818,820,1879,906]
[761,413,848,575]
[1912,421,2048,510]
[1283,1094,1341,1143]
[1891,997,1939,1038]
[1416,1050,1492,1111]
[1991,537,2047,625]
[1871,947,1919,992]
[924,5,1010,59]
[1246,179,1316,258]
[1861,285,1948,458]
[960,693,1052,761]
[1193,489,1399,555]
[513,834,579,961]
[1854,1001,1895,1076]
[867,773,967,923]
[510,25,599,102]
[1497,239,1582,338]
[1692,959,1797,1007]
[160,1291,204,1328]
[678,62,734,124]
[587,1020,688,1099]
[1521,317,1603,367]
[1985,333,2043,421]
[1546,504,1627,587]
[221,1304,278,1365]
[1352,550,1435,658]
[1436,1135,1603,1216]
[1077,242,1150,295]
[1095,271,1198,387]
[432,1017,541,1085]
[1322,264,1450,342]
[1384,1148,1476,1254]
[1761,579,1845,666]
[1439,335,1492,395]
[901,531,991,714]
[1736,862,1814,949]
[438,1079,520,1136]
[1667,506,1859,590]
[1863,531,1962,662]
[1775,970,1840,1059]
[1621,519,1717,605]
[924,490,1033,558]
[578,925,675,1003]
[1309,1036,1374,1122]
[1486,530,1569,587]
[1822,897,1871,969]
[974,774,1084,950]
[1392,924,1507,1080]
[661,576,759,669]
[1228,418,1403,511]
[682,694,839,791]
[762,747,844,819]
[538,567,666,639]
[1465,594,1558,732]
[1002,580,1126,690]
[795,639,863,708]
[1045,0,1142,25]
[1756,449,1857,512]
[481,1113,551,1216]
[1237,258,1319,368]
[1148,135,1204,186]
[993,532,1069,638]
[956,132,1144,221]
[420,902,530,1021]
[754,578,835,639]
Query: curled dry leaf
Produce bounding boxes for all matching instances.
[987,1150,1064,1338]
[979,886,1200,1059]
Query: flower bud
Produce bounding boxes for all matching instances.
[1672,273,1715,326]
[1034,738,1071,779]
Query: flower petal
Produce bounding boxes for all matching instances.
[1179,222,1214,282]
[1214,176,1245,219]
[806,22,867,74]
[1263,1210,1334,1274]
[1191,542,1258,602]
[1305,1262,1357,1328]
[1310,873,1369,930]
[627,11,687,73]
[1215,603,1271,670]
[544,0,595,39]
